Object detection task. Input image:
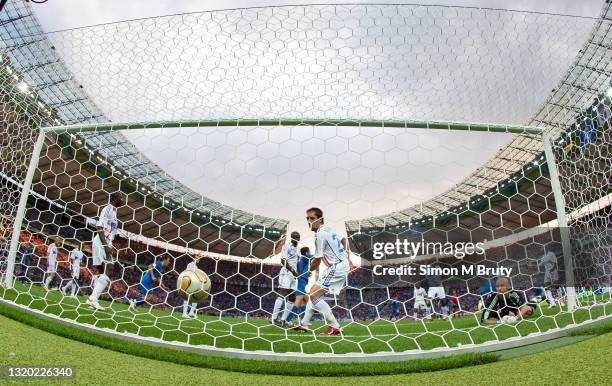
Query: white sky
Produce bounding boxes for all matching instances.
[30,1,605,249]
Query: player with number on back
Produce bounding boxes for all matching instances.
[290,207,353,335]
[87,192,124,311]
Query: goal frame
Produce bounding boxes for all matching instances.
[2,118,577,315]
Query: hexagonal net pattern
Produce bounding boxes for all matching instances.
[0,1,610,360]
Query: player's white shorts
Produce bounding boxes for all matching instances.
[428,287,445,300]
[414,300,427,309]
[317,261,349,295]
[544,269,559,285]
[92,234,111,266]
[278,268,296,290]
[72,265,80,279]
[46,257,57,274]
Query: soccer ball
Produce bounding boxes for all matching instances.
[177,269,211,301]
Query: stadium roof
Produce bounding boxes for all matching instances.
[0,1,610,234]
[0,0,288,231]
[347,2,612,231]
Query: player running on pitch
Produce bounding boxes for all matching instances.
[290,207,353,335]
[285,246,312,325]
[62,243,84,297]
[87,192,124,311]
[129,255,172,311]
[272,231,300,326]
[43,238,61,291]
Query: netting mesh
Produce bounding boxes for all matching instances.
[0,1,610,358]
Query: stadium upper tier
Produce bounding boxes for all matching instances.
[0,0,610,236]
[348,2,612,231]
[0,0,288,232]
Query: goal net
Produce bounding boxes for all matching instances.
[0,1,610,359]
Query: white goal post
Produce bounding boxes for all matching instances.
[4,118,577,315]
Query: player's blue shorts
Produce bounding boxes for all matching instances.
[139,280,153,296]
[296,279,308,296]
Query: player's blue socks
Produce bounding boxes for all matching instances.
[286,305,306,322]
[286,305,299,322]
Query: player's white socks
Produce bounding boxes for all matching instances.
[313,298,340,328]
[182,301,197,315]
[89,274,110,303]
[44,275,52,288]
[301,299,340,329]
[271,296,284,321]
[63,281,73,293]
[545,289,556,307]
[281,301,294,321]
[300,300,315,326]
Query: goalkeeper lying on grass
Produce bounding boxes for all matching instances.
[481,276,536,325]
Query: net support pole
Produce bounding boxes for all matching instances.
[3,129,45,289]
[541,128,577,311]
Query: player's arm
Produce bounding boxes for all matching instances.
[159,276,171,291]
[309,256,321,272]
[147,264,160,285]
[480,294,499,324]
[513,292,534,319]
[341,237,356,271]
[281,257,298,277]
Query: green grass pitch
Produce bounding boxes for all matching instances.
[0,309,610,383]
[1,282,610,356]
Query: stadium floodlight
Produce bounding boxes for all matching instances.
[0,2,610,363]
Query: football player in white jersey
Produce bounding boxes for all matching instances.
[43,238,62,291]
[87,192,124,311]
[291,208,353,335]
[62,244,84,297]
[413,284,428,319]
[539,250,560,308]
[272,231,300,326]
[182,257,200,318]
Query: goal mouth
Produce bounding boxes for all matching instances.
[0,1,611,362]
[1,115,609,360]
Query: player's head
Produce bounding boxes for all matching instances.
[300,246,310,256]
[160,255,172,268]
[290,231,300,246]
[496,276,511,294]
[306,207,324,231]
[54,238,62,246]
[110,192,125,207]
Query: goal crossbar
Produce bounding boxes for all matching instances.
[43,118,544,135]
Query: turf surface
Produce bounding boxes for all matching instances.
[1,282,610,356]
[1,312,610,385]
[0,301,497,376]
